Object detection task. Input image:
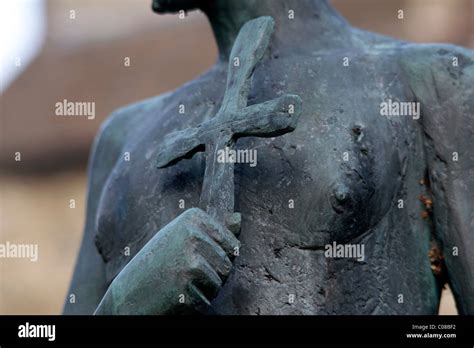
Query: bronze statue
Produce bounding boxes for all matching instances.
[64,0,474,315]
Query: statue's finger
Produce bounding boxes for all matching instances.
[225,212,242,237]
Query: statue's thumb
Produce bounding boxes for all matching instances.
[225,212,242,237]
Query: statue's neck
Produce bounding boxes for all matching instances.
[202,0,351,61]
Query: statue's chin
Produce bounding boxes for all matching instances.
[152,0,200,13]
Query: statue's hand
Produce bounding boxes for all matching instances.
[94,208,240,315]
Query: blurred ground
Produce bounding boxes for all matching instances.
[1,0,472,314]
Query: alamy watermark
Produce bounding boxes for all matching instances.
[0,241,38,262]
[324,241,365,262]
[380,99,420,120]
[217,147,257,167]
[55,99,95,120]
[18,322,55,342]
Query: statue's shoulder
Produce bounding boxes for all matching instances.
[349,27,474,69]
[96,64,224,151]
[397,41,474,79]
[394,41,474,110]
[348,27,405,55]
[85,96,167,195]
[96,92,170,149]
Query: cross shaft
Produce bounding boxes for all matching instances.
[157,16,302,222]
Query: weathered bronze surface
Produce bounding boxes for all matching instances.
[65,0,474,315]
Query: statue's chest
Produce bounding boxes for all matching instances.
[95,58,419,284]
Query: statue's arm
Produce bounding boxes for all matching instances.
[401,44,474,314]
[63,109,130,314]
[63,95,239,315]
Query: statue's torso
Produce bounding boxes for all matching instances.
[95,45,440,314]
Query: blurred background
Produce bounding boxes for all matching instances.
[1,0,472,315]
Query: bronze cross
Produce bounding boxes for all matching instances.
[157,16,302,223]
